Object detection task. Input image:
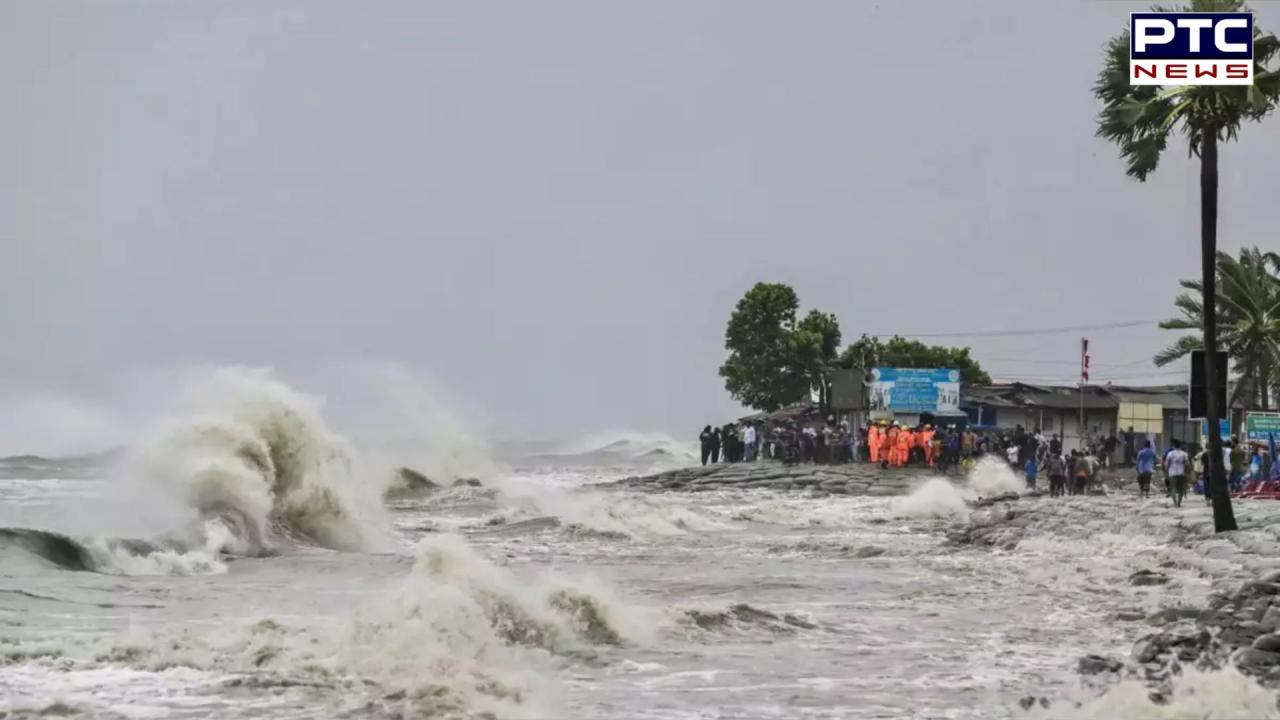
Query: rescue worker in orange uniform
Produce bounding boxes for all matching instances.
[868,423,881,464]
[895,425,911,468]
[883,424,898,468]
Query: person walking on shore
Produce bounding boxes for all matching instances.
[1072,451,1095,496]
[1046,453,1066,497]
[1135,440,1157,498]
[744,422,757,462]
[1229,439,1246,493]
[700,425,714,466]
[710,427,722,464]
[1164,439,1190,507]
[868,423,881,465]
[1024,455,1038,492]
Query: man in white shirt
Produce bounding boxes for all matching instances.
[743,423,757,462]
[1164,439,1190,508]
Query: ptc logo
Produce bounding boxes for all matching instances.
[1130,12,1253,86]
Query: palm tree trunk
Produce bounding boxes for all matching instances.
[1262,355,1272,411]
[1202,131,1237,533]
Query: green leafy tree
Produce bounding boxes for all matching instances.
[795,310,843,411]
[719,283,814,412]
[1095,0,1280,532]
[838,335,992,384]
[1155,248,1280,410]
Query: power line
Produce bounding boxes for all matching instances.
[985,357,1156,368]
[859,319,1156,339]
[994,369,1186,384]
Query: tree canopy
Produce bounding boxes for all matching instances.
[1155,247,1280,409]
[721,285,995,413]
[1094,0,1280,181]
[838,335,992,385]
[719,283,841,412]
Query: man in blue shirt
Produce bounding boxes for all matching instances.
[1135,440,1158,498]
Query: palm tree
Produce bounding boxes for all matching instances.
[1155,249,1280,410]
[1095,0,1280,532]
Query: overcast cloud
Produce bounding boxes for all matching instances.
[3,1,1279,453]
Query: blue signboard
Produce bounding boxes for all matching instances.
[869,368,961,414]
[1201,418,1231,440]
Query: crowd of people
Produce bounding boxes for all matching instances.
[699,418,1020,471]
[699,420,858,466]
[700,418,1280,505]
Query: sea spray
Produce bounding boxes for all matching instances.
[410,534,654,648]
[967,456,1025,498]
[891,478,970,519]
[322,362,501,488]
[124,367,391,555]
[891,457,1024,520]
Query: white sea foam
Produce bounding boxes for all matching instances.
[892,457,1026,519]
[485,475,730,539]
[14,534,651,719]
[967,456,1025,498]
[1029,666,1280,719]
[121,367,391,555]
[891,478,970,519]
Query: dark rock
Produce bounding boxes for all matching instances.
[1238,582,1280,599]
[395,467,437,491]
[1199,608,1237,628]
[851,546,886,559]
[1129,569,1171,587]
[1116,611,1146,622]
[1235,648,1280,669]
[1134,629,1211,663]
[1078,654,1123,675]
[972,493,1019,508]
[1254,634,1280,653]
[1219,622,1268,649]
[1262,607,1280,631]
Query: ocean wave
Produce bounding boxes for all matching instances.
[477,480,731,540]
[124,367,391,556]
[0,527,225,576]
[11,534,651,719]
[521,431,698,470]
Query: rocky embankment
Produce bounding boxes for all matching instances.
[609,461,924,496]
[954,494,1280,698]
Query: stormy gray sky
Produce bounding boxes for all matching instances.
[3,1,1279,454]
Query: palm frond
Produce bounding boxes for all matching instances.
[1154,334,1204,366]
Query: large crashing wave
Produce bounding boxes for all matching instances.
[125,368,390,556]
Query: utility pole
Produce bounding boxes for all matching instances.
[1080,337,1089,451]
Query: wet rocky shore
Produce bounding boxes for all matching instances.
[955,493,1280,703]
[609,461,922,496]
[617,458,1280,706]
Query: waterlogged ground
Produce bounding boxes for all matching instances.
[4,461,1280,719]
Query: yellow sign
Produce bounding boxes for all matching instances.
[1118,402,1163,434]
